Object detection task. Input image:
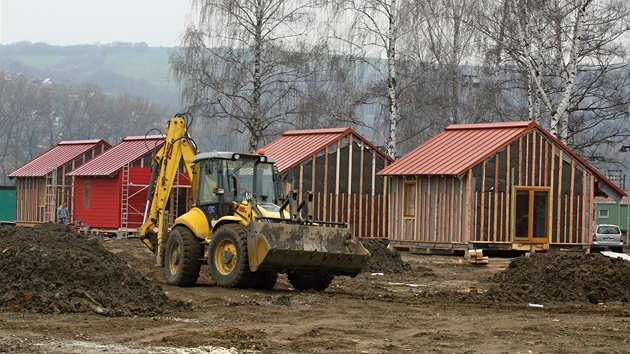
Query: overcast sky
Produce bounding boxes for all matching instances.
[0,0,190,47]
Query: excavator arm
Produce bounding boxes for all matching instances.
[138,114,197,266]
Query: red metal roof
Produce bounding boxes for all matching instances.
[68,135,164,177]
[378,120,626,197]
[7,139,110,178]
[261,127,393,173]
[378,121,535,176]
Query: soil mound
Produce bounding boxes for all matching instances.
[487,252,630,304]
[361,239,412,273]
[0,223,186,316]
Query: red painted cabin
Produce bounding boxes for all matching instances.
[68,135,190,234]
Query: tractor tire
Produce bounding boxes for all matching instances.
[288,270,334,292]
[164,226,203,287]
[287,271,314,291]
[251,270,278,290]
[208,223,253,289]
[311,271,334,292]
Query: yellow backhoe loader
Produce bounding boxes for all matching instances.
[138,114,371,291]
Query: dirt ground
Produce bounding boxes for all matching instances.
[2,223,630,354]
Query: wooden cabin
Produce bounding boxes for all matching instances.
[67,135,190,236]
[261,128,394,238]
[377,121,626,252]
[7,139,111,225]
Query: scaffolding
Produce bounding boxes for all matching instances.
[44,168,57,222]
[120,163,130,237]
[119,165,191,238]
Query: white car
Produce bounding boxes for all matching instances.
[592,224,624,253]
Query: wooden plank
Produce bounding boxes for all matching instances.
[557,150,563,243]
[370,193,375,237]
[569,159,575,243]
[371,148,376,196]
[493,154,499,242]
[480,160,486,242]
[518,137,522,186]
[458,179,463,243]
[311,153,316,194]
[465,169,472,244]
[392,180,398,240]
[335,141,341,195]
[358,143,364,238]
[532,131,537,186]
[323,146,329,218]
[548,144,555,243]
[349,192,354,237]
[588,173,595,244]
[505,144,511,242]
[525,133,530,185]
[347,135,353,199]
[299,163,304,196]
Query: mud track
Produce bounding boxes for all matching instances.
[1,223,629,353]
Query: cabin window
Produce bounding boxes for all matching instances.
[84,182,91,207]
[599,209,609,218]
[403,182,416,217]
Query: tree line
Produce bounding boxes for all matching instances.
[172,0,630,165]
[0,72,171,185]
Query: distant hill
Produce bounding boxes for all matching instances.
[0,42,180,106]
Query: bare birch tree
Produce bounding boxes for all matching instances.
[171,0,325,152]
[414,0,478,125]
[326,0,419,158]
[479,0,630,149]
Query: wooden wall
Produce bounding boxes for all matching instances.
[73,168,190,230]
[283,134,391,238]
[388,129,595,248]
[14,143,108,224]
[74,176,120,228]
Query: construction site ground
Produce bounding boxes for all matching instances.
[2,223,630,354]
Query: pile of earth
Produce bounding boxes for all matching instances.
[0,223,187,316]
[485,252,630,304]
[360,238,412,273]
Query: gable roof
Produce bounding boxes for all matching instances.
[378,120,626,200]
[7,139,110,178]
[261,127,393,174]
[378,121,534,176]
[68,135,164,177]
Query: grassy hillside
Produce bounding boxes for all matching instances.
[0,43,180,104]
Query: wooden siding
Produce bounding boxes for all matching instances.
[283,133,390,238]
[388,129,596,248]
[72,167,189,230]
[14,144,107,224]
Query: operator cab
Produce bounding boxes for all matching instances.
[192,152,282,221]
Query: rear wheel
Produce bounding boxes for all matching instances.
[209,223,253,288]
[251,270,278,290]
[165,226,203,287]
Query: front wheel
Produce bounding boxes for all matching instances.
[208,223,253,288]
[288,270,334,292]
[164,226,203,287]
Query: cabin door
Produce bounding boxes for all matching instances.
[514,188,550,243]
[402,181,416,240]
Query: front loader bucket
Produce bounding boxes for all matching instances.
[247,221,371,276]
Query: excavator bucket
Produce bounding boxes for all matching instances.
[247,221,372,277]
